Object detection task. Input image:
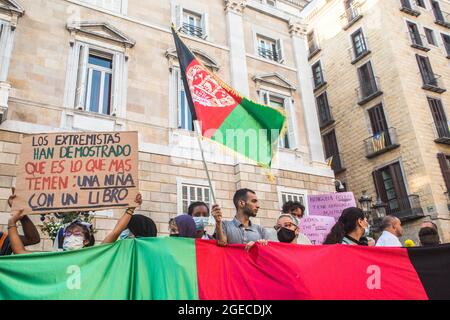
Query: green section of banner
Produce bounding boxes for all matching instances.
[0,237,198,300]
[211,99,286,167]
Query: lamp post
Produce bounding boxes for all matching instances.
[358,191,373,217]
[371,197,388,232]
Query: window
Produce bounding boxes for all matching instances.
[437,153,450,192]
[428,97,450,138]
[442,33,450,56]
[416,54,438,86]
[344,0,361,23]
[431,0,445,21]
[173,67,194,131]
[316,92,333,127]
[180,183,211,214]
[322,130,344,173]
[351,28,368,60]
[261,91,293,149]
[415,0,426,8]
[425,28,437,46]
[368,104,392,148]
[281,192,305,205]
[257,35,284,63]
[182,10,203,38]
[80,0,127,14]
[357,61,379,99]
[312,61,325,89]
[175,6,208,39]
[84,52,113,115]
[407,21,425,47]
[64,23,134,121]
[307,31,320,56]
[373,162,417,219]
[277,186,308,216]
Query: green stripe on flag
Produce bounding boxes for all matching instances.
[211,98,286,167]
[0,237,198,300]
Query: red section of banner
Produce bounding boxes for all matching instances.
[196,240,428,300]
[186,60,240,138]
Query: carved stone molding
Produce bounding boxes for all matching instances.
[288,19,307,37]
[224,0,247,15]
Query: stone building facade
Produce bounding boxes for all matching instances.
[303,0,450,242]
[0,0,336,251]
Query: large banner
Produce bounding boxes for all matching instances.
[307,192,357,221]
[12,131,139,214]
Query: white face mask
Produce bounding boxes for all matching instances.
[63,235,85,251]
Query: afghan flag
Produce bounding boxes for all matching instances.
[0,238,449,300]
[171,27,286,168]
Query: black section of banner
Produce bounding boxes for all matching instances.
[171,26,198,121]
[407,244,450,300]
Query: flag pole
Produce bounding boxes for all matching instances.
[194,120,217,206]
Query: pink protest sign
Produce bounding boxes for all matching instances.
[307,192,356,221]
[299,215,336,245]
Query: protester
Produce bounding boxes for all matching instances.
[212,188,268,249]
[0,188,40,256]
[102,193,157,243]
[169,215,196,238]
[421,221,438,231]
[187,201,213,240]
[419,227,441,246]
[8,210,95,254]
[375,216,403,247]
[324,207,369,245]
[282,201,306,220]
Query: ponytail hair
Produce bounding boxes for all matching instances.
[324,207,365,244]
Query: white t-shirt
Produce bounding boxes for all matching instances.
[376,231,402,247]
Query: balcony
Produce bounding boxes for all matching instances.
[341,3,363,30]
[356,76,383,106]
[409,32,430,52]
[422,73,446,94]
[328,153,346,174]
[181,23,204,38]
[434,10,450,29]
[364,128,400,159]
[432,121,450,145]
[258,47,281,63]
[308,42,321,60]
[388,195,424,221]
[400,0,421,17]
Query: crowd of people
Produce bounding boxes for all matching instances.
[0,188,444,256]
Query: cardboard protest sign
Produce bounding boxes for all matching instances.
[12,131,139,214]
[299,215,336,245]
[307,192,356,221]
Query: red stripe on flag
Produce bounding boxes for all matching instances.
[196,240,428,300]
[185,60,240,138]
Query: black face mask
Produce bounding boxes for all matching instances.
[277,228,296,243]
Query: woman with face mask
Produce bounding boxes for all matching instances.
[323,207,370,245]
[187,202,213,240]
[7,210,95,254]
[274,214,302,244]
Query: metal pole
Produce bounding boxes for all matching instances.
[194,120,217,206]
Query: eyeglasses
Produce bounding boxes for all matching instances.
[274,222,297,231]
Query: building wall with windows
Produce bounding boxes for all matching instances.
[303,0,450,242]
[0,0,338,251]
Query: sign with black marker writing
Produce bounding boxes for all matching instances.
[12,131,139,214]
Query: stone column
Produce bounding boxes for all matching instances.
[289,20,325,164]
[224,0,249,96]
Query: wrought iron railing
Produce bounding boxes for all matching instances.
[388,195,424,220]
[364,128,398,157]
[356,76,381,103]
[181,23,204,38]
[258,47,280,62]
